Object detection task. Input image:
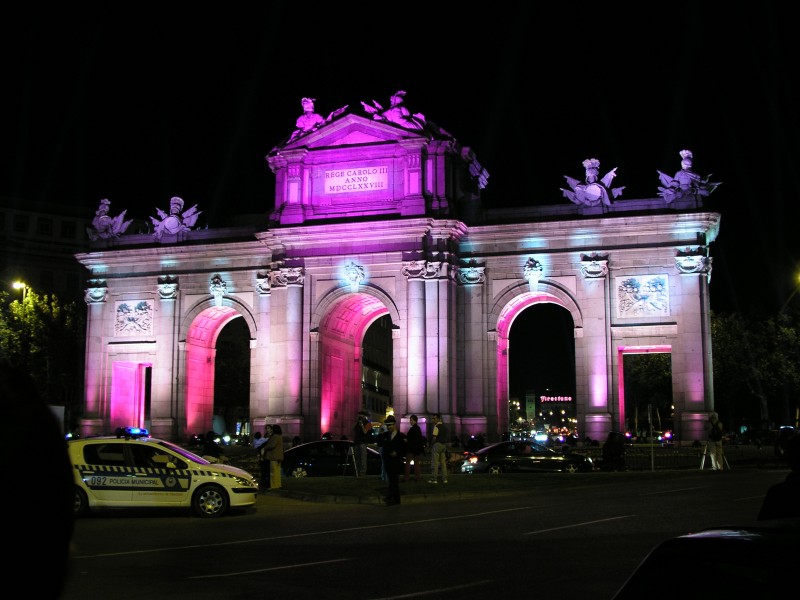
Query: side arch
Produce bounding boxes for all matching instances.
[311,285,398,437]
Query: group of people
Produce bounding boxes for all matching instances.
[252,424,284,493]
[354,412,450,506]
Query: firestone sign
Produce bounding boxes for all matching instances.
[540,396,573,403]
[325,166,388,194]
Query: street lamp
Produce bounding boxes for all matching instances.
[12,281,28,301]
[779,272,800,313]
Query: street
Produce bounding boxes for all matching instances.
[61,468,789,600]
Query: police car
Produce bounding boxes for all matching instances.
[68,434,259,518]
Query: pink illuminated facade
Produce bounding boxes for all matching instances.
[75,100,720,445]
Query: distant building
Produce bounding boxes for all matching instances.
[0,195,90,304]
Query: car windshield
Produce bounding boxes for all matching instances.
[155,439,211,464]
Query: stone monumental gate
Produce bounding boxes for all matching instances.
[76,93,720,445]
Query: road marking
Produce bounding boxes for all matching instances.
[369,580,494,599]
[73,506,533,559]
[189,558,349,579]
[639,486,707,496]
[523,515,634,535]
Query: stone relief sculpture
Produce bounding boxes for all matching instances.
[86,198,132,240]
[657,149,721,204]
[561,158,625,207]
[288,97,349,142]
[150,196,201,240]
[361,90,425,130]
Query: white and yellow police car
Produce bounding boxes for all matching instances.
[69,434,258,518]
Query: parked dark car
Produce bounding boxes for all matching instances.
[612,519,800,598]
[460,441,594,474]
[282,440,382,477]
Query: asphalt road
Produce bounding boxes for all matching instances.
[60,467,791,600]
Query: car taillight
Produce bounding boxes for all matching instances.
[468,456,478,464]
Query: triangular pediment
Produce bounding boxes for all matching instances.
[276,113,428,151]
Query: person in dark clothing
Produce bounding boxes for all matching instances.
[428,413,448,483]
[201,431,223,460]
[758,432,800,520]
[257,424,272,491]
[377,415,407,505]
[404,414,425,482]
[353,410,372,477]
[3,360,73,599]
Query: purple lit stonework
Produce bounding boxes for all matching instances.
[76,94,721,446]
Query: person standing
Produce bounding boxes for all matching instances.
[377,419,389,481]
[377,415,407,505]
[428,413,448,484]
[705,412,726,470]
[404,414,425,482]
[353,411,372,477]
[256,425,272,492]
[261,424,284,490]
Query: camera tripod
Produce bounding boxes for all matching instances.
[344,445,359,477]
[700,442,732,470]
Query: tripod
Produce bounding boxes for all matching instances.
[344,445,359,476]
[700,442,731,470]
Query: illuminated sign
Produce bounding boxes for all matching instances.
[540,396,573,403]
[325,166,388,194]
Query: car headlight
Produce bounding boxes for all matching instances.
[232,476,257,487]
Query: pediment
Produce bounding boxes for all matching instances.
[276,113,428,151]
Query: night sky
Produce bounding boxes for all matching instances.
[3,2,797,317]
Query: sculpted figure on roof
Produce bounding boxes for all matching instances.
[657,149,721,204]
[87,198,132,241]
[151,197,201,240]
[288,97,349,142]
[561,158,625,207]
[361,90,425,130]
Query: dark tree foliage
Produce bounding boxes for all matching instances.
[711,310,800,430]
[0,289,85,427]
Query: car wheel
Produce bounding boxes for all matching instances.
[290,466,308,478]
[74,487,90,517]
[192,484,229,518]
[487,464,503,475]
[564,462,579,474]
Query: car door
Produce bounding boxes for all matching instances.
[510,443,542,472]
[78,441,133,504]
[127,443,192,505]
[525,442,558,472]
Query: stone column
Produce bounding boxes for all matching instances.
[269,267,304,416]
[675,249,714,443]
[401,260,427,415]
[252,272,272,427]
[578,257,612,441]
[456,264,487,434]
[81,280,108,438]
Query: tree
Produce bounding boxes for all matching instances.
[0,289,85,427]
[711,310,800,430]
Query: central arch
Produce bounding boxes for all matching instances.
[493,283,582,435]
